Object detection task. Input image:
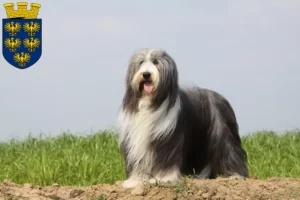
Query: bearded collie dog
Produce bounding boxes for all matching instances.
[118,48,248,189]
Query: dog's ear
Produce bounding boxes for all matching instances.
[125,63,134,88]
[122,53,141,113]
[125,52,142,87]
[122,86,138,113]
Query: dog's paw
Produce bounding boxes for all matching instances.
[148,178,158,185]
[159,173,180,183]
[228,174,245,180]
[122,179,140,189]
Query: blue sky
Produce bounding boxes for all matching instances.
[0,0,299,141]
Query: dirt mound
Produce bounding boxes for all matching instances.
[1,177,300,200]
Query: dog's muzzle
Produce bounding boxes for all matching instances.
[140,72,154,94]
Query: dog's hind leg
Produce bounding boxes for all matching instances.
[207,91,249,178]
[208,123,248,178]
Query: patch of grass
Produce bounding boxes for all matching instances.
[0,130,300,186]
[242,130,300,179]
[156,177,197,200]
[0,130,125,186]
[97,195,106,200]
[157,178,189,194]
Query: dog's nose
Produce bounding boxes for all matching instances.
[142,72,151,79]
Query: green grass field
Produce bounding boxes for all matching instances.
[0,130,300,186]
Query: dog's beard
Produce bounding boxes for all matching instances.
[132,74,159,97]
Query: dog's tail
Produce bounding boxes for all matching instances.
[206,90,248,178]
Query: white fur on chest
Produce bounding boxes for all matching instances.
[118,97,181,175]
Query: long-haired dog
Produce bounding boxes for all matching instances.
[118,48,248,189]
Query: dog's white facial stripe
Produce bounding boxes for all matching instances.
[140,62,158,74]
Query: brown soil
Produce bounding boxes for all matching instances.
[1,177,300,200]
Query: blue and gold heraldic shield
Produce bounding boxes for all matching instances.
[3,18,42,69]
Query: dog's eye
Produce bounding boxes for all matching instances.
[153,59,158,65]
[139,60,144,66]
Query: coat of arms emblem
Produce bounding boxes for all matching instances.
[2,2,42,69]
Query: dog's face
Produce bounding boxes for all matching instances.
[126,48,178,98]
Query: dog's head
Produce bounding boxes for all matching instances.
[123,48,179,112]
[126,48,178,97]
